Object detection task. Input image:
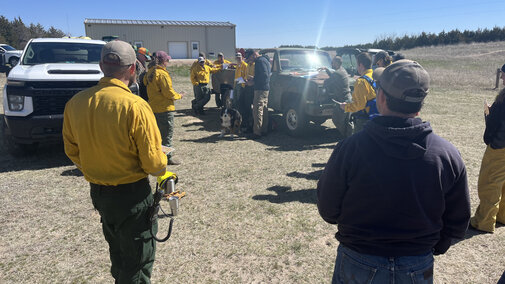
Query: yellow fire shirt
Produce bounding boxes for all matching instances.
[190,64,221,85]
[144,66,182,113]
[345,69,376,113]
[63,77,167,186]
[234,61,248,87]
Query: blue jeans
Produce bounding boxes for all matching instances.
[332,245,434,284]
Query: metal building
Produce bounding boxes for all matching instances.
[84,18,236,59]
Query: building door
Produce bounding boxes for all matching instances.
[168,42,188,59]
[191,41,199,59]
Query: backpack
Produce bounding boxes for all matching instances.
[360,75,379,119]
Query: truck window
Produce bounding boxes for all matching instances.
[278,50,331,70]
[22,42,104,65]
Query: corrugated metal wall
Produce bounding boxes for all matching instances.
[84,23,236,59]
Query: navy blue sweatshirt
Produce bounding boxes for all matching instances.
[317,116,470,256]
[253,55,271,91]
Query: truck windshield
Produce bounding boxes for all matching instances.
[22,42,104,65]
[279,50,331,70]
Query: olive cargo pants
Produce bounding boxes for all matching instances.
[154,111,175,160]
[470,146,505,232]
[192,84,211,111]
[253,90,269,136]
[90,178,157,284]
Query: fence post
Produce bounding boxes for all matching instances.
[496,68,501,89]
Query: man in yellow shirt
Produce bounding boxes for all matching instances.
[232,52,248,111]
[339,52,376,134]
[63,40,167,283]
[213,52,231,69]
[144,51,185,165]
[190,56,221,114]
[241,49,257,132]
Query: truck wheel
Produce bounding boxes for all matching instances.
[283,103,308,136]
[9,56,19,66]
[311,117,327,125]
[1,119,38,156]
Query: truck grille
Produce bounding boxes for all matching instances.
[32,95,74,116]
[7,81,99,116]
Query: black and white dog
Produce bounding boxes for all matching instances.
[219,107,242,139]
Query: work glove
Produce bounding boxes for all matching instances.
[157,171,178,188]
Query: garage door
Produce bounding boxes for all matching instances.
[168,42,188,59]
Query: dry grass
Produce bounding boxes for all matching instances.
[1,41,505,283]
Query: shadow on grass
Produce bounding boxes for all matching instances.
[0,142,73,173]
[61,167,83,177]
[176,107,221,133]
[252,185,317,204]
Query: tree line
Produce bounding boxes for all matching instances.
[280,26,505,51]
[0,16,65,49]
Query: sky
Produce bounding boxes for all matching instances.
[3,0,505,48]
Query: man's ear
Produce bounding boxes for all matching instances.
[129,63,136,74]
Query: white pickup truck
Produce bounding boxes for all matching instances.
[0,44,23,66]
[2,37,106,154]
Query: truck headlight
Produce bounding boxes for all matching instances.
[7,95,25,111]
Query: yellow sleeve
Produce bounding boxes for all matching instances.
[190,66,198,85]
[209,66,221,74]
[130,101,167,175]
[345,79,369,113]
[62,103,81,169]
[160,72,181,100]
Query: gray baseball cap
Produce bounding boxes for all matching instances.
[101,40,136,66]
[378,60,430,103]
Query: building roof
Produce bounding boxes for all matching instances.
[84,18,235,27]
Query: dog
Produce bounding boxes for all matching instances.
[219,107,242,139]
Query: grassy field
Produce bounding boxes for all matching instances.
[1,41,505,283]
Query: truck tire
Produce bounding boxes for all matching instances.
[9,56,19,66]
[2,118,38,156]
[283,102,308,136]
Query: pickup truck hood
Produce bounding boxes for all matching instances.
[280,69,329,85]
[6,50,23,56]
[7,63,103,81]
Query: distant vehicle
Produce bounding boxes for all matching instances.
[260,48,337,135]
[2,38,106,155]
[0,44,23,66]
[102,36,119,42]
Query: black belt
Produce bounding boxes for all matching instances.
[90,177,148,193]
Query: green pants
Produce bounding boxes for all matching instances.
[253,90,269,136]
[192,84,211,111]
[470,145,505,232]
[154,111,174,160]
[90,178,157,284]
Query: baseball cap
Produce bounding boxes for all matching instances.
[198,56,205,63]
[373,51,388,65]
[218,52,224,57]
[235,52,242,58]
[155,50,171,62]
[377,60,430,103]
[101,40,136,66]
[138,47,152,60]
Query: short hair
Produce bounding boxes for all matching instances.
[383,88,423,114]
[101,54,132,77]
[357,52,372,69]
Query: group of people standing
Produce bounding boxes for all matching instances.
[189,49,272,138]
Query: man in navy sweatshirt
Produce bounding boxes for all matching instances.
[317,60,470,284]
